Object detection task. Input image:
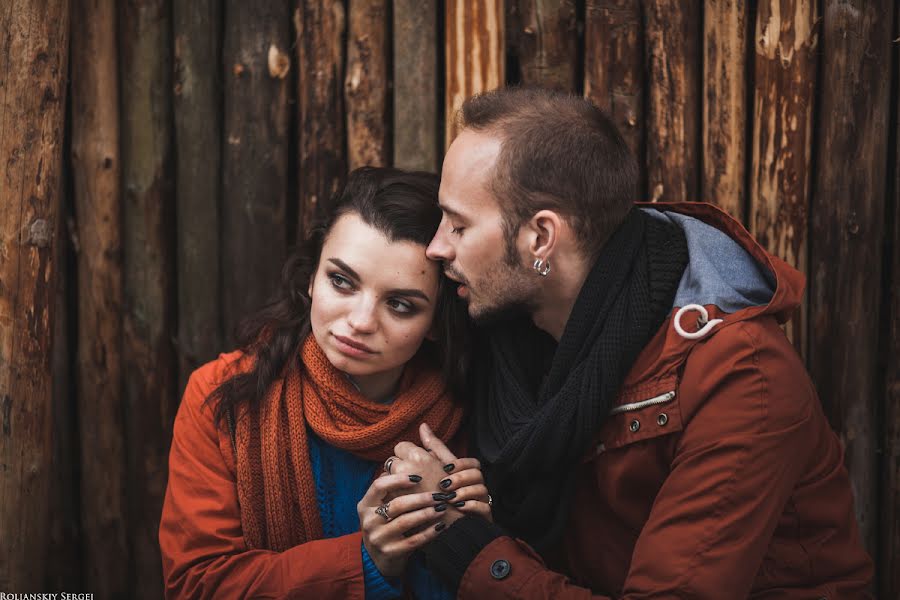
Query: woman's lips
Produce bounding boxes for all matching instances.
[333,334,376,358]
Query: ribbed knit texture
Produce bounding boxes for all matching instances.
[422,515,507,592]
[234,334,464,551]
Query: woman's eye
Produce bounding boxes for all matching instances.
[329,273,353,290]
[387,298,415,314]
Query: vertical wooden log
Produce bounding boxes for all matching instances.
[173,0,223,389]
[223,1,289,342]
[749,0,817,357]
[881,14,900,599]
[393,0,439,171]
[644,0,701,202]
[445,0,505,147]
[584,0,645,197]
[70,0,128,595]
[295,0,346,239]
[702,0,748,220]
[46,189,80,590]
[0,0,69,589]
[346,0,389,169]
[508,0,578,91]
[118,1,176,596]
[809,0,894,557]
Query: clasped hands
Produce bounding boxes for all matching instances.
[358,422,492,577]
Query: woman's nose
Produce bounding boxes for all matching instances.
[347,298,378,333]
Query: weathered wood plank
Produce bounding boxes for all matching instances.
[70,0,128,595]
[0,0,69,590]
[749,0,817,358]
[644,0,701,202]
[702,0,748,220]
[173,0,223,390]
[295,0,346,239]
[46,183,80,590]
[584,0,644,197]
[393,0,439,171]
[445,0,505,147]
[881,13,900,598]
[508,0,578,91]
[223,0,289,341]
[118,0,176,596]
[809,0,895,558]
[346,0,389,169]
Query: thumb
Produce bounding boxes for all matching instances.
[419,422,458,464]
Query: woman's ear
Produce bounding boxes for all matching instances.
[426,321,439,342]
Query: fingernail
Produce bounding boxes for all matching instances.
[440,478,452,489]
[435,503,448,512]
[453,501,465,507]
[443,463,455,473]
[442,491,457,500]
[409,475,422,483]
[435,522,446,532]
[432,492,448,501]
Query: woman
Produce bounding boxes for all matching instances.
[159,167,489,599]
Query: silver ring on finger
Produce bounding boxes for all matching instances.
[487,494,493,507]
[383,457,396,474]
[375,502,392,522]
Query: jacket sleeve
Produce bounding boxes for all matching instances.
[424,320,820,599]
[159,362,366,600]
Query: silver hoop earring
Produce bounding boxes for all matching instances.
[533,258,551,277]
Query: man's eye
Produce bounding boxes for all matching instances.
[449,225,464,235]
[329,273,353,290]
[387,298,415,314]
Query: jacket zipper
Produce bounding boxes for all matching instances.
[608,390,676,415]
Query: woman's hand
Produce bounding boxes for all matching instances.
[387,423,493,523]
[357,473,447,577]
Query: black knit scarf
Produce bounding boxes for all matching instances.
[471,208,688,553]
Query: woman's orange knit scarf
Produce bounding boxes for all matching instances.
[235,335,464,552]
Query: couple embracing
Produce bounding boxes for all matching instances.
[159,87,872,599]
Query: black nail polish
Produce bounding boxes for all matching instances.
[442,491,457,501]
[432,492,447,501]
[435,522,446,532]
[409,475,422,483]
[435,503,448,512]
[440,478,452,489]
[443,463,455,473]
[453,501,465,507]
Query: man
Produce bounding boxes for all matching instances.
[395,87,873,598]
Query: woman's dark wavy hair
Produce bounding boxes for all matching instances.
[209,166,471,429]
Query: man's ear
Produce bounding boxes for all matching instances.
[524,209,563,261]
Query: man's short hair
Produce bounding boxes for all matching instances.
[459,86,638,259]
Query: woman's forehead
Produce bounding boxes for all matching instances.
[321,213,439,291]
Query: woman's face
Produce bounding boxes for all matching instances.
[309,212,440,397]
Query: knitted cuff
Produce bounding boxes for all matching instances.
[422,515,506,592]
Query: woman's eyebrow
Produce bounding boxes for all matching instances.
[390,288,430,302]
[327,258,431,302]
[327,258,360,280]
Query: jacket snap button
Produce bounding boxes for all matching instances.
[657,413,668,426]
[629,419,640,432]
[490,559,511,579]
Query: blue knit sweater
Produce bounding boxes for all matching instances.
[307,429,452,600]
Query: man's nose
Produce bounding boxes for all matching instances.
[426,229,453,262]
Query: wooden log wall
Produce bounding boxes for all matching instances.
[1,0,898,596]
[0,0,69,591]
